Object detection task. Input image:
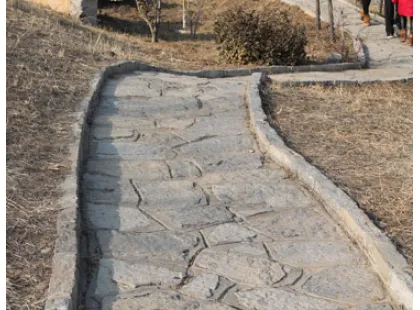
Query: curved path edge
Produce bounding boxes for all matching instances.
[246,72,413,310]
[44,58,409,310]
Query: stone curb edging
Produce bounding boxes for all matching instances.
[245,72,413,310]
[43,54,368,309]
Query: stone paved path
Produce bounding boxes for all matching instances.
[282,0,413,69]
[81,71,397,309]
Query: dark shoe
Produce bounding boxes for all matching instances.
[400,29,407,42]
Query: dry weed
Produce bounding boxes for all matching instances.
[266,82,413,265]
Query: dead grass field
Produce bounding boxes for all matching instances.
[6,1,151,308]
[264,81,413,265]
[98,0,356,66]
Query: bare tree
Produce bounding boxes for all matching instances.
[186,0,205,38]
[315,0,321,30]
[327,0,335,41]
[135,0,162,43]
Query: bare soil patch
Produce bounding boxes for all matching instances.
[264,81,413,265]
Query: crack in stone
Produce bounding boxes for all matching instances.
[194,96,204,109]
[188,159,203,177]
[199,231,209,248]
[165,161,174,179]
[217,284,237,302]
[177,245,207,289]
[129,179,143,205]
[171,134,218,149]
[133,129,141,142]
[193,182,211,206]
[262,243,276,262]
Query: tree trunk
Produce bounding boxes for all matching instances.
[154,0,161,42]
[182,0,187,29]
[151,29,157,43]
[315,0,321,30]
[327,0,335,42]
[379,0,384,15]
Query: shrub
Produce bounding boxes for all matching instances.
[214,8,307,66]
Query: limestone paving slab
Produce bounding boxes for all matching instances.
[80,72,397,310]
[266,241,366,267]
[88,258,185,301]
[194,246,286,287]
[86,159,170,180]
[85,204,165,232]
[142,204,234,231]
[101,290,236,310]
[301,265,385,303]
[180,272,234,300]
[245,207,347,241]
[96,230,205,263]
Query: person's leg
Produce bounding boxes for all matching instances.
[362,0,371,24]
[384,0,394,35]
[394,3,402,30]
[362,0,371,15]
[408,17,413,46]
[401,16,407,41]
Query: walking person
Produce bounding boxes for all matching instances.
[384,0,397,37]
[359,0,371,25]
[393,0,413,45]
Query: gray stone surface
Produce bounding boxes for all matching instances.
[86,159,170,180]
[96,230,204,263]
[352,303,394,310]
[266,241,366,267]
[78,71,399,310]
[101,290,235,310]
[234,288,344,310]
[302,265,385,303]
[245,208,346,241]
[89,259,185,300]
[143,204,234,231]
[201,223,260,245]
[85,204,164,232]
[132,179,206,207]
[180,272,233,300]
[194,247,285,287]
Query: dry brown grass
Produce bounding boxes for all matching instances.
[6,1,151,308]
[98,0,356,66]
[265,81,413,265]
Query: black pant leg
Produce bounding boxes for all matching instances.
[410,17,413,34]
[394,4,402,29]
[362,0,371,15]
[384,0,394,35]
[401,16,407,30]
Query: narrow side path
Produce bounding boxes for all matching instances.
[281,0,412,72]
[80,71,396,310]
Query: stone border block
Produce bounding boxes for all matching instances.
[245,72,413,310]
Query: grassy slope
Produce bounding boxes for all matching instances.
[268,82,413,265]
